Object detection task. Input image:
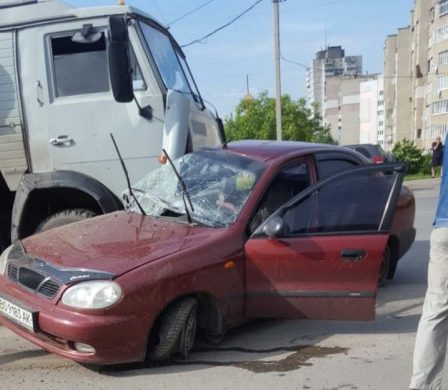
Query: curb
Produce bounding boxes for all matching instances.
[405,178,441,191]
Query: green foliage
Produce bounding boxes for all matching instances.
[224,91,334,144]
[419,153,432,175]
[392,139,424,175]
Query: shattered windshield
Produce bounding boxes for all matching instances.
[124,149,265,227]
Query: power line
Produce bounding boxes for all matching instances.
[281,54,447,80]
[168,0,218,27]
[181,0,265,48]
[281,54,309,69]
[225,0,363,17]
[151,0,169,26]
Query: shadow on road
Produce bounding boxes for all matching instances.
[393,240,430,285]
[0,349,47,366]
[95,277,426,377]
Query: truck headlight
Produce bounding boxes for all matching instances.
[0,245,13,276]
[61,281,122,309]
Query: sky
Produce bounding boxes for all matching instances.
[67,0,414,118]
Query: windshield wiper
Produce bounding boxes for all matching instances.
[162,148,194,224]
[110,133,146,216]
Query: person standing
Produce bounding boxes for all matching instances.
[410,134,448,390]
[431,136,444,178]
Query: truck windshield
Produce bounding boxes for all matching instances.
[139,21,197,99]
[123,149,265,227]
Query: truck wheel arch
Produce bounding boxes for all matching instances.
[11,171,123,241]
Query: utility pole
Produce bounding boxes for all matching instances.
[272,0,282,140]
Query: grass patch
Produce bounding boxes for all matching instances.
[405,173,436,181]
[404,166,442,181]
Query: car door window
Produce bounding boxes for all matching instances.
[261,164,403,236]
[316,156,359,180]
[249,162,310,233]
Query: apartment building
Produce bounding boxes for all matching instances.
[359,76,385,145]
[383,27,412,151]
[383,0,448,151]
[425,0,448,148]
[325,74,376,145]
[410,0,431,148]
[306,46,362,119]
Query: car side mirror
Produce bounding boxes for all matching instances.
[108,16,133,103]
[263,216,286,238]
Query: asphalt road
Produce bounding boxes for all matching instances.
[0,179,441,390]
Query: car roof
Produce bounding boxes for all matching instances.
[224,140,357,163]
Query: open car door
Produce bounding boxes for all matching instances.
[244,163,405,321]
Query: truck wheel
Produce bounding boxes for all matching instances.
[35,209,96,233]
[378,245,391,286]
[149,297,198,362]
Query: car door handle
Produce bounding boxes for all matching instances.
[340,249,367,261]
[50,135,75,147]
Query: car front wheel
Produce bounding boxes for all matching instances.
[149,297,198,361]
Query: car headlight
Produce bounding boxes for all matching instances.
[0,244,13,276]
[61,280,122,309]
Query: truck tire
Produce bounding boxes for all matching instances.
[35,209,96,233]
[149,297,198,362]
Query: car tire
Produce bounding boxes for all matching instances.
[35,209,96,233]
[149,297,198,362]
[378,245,391,286]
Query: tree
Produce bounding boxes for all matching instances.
[224,91,334,144]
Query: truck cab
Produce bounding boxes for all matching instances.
[0,0,224,245]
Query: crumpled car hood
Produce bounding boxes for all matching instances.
[22,211,221,276]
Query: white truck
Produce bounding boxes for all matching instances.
[0,0,225,247]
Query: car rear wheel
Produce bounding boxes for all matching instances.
[149,297,198,361]
[35,209,96,233]
[378,245,391,286]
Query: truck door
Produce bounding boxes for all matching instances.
[245,163,405,321]
[18,19,165,196]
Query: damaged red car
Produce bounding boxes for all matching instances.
[0,141,415,365]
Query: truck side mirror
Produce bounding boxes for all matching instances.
[108,16,133,103]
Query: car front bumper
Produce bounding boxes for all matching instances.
[0,277,150,365]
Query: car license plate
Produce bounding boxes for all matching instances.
[0,295,36,332]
